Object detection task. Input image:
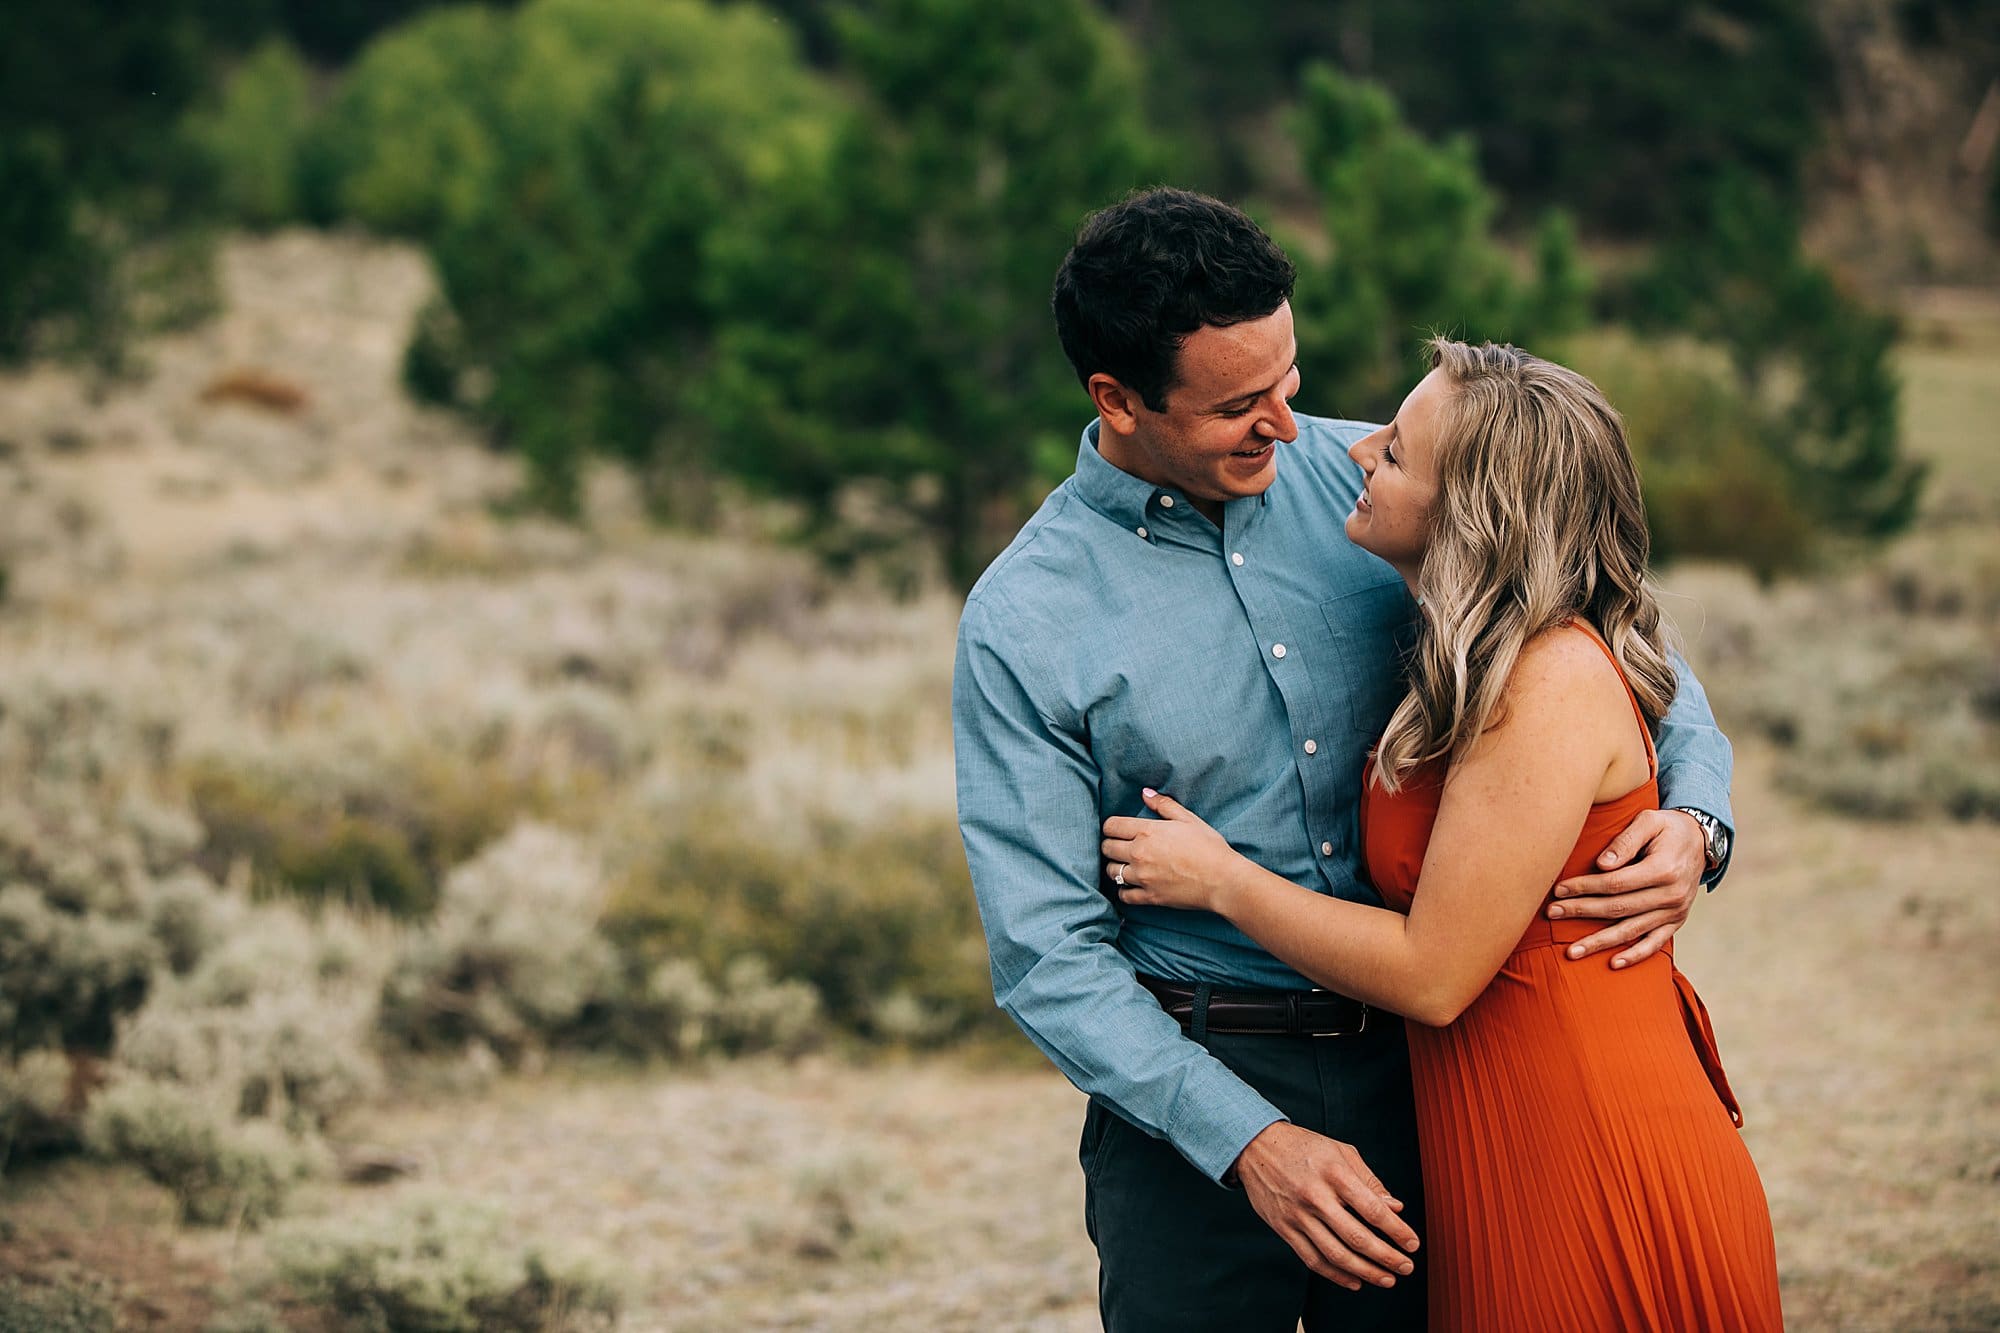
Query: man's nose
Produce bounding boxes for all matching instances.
[1261,394,1299,443]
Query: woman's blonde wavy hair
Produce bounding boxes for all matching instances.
[1371,338,1678,792]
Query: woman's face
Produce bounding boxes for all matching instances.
[1345,368,1446,587]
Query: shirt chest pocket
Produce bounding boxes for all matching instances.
[1320,581,1416,734]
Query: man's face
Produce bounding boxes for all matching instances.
[1096,302,1301,517]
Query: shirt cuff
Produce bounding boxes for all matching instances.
[1165,1059,1288,1185]
[1657,762,1733,839]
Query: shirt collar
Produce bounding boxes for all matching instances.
[1071,419,1272,544]
[1072,420,1163,534]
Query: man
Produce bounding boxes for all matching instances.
[952,188,1734,1331]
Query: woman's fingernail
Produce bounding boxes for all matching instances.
[1611,958,1627,970]
[1142,787,1156,799]
[1567,944,1584,959]
[1547,904,1564,918]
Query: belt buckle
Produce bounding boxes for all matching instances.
[1309,1013,1368,1037]
[1307,989,1368,1038]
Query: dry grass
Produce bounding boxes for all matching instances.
[13,745,1990,1330]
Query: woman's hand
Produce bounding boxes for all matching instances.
[1101,789,1245,913]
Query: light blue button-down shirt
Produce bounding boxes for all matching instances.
[953,414,1735,1183]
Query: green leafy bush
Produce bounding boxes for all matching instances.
[1288,66,1590,422]
[269,1198,621,1332]
[379,822,623,1060]
[1631,173,1923,541]
[0,795,184,1059]
[308,6,514,236]
[1350,0,1829,236]
[607,815,994,1044]
[0,1048,74,1165]
[0,1274,118,1333]
[183,41,317,228]
[83,1076,321,1227]
[1569,333,1818,578]
[185,749,547,918]
[0,0,222,366]
[379,822,822,1061]
[115,898,385,1135]
[313,0,836,513]
[0,884,157,1058]
[699,0,1161,582]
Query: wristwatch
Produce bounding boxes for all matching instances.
[1671,807,1731,879]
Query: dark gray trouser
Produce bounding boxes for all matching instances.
[1081,1014,1426,1333]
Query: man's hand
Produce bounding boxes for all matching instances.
[1547,807,1705,969]
[1231,1122,1418,1291]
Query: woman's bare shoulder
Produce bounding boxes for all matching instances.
[1505,621,1626,706]
[1499,621,1648,795]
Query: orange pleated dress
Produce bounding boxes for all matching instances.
[1360,628,1783,1332]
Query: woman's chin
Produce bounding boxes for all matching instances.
[1344,508,1369,548]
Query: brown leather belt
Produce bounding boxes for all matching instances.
[1137,975,1372,1038]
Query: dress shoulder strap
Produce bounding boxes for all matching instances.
[1564,618,1657,779]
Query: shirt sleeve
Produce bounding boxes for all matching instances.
[953,596,1284,1183]
[1654,648,1737,886]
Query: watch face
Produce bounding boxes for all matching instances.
[1676,808,1726,871]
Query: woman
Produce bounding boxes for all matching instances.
[1100,340,1782,1331]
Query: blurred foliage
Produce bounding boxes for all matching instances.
[182,41,317,230]
[1103,0,1829,237]
[1673,524,2000,820]
[1631,173,1923,539]
[84,1075,321,1226]
[310,0,835,516]
[184,750,553,917]
[0,0,220,365]
[1287,66,1590,421]
[606,814,997,1045]
[0,802,165,1059]
[1097,0,1352,194]
[702,0,1162,581]
[269,1197,622,1333]
[0,1274,119,1333]
[1570,334,1818,579]
[1350,0,1830,237]
[239,0,511,62]
[3,0,1929,575]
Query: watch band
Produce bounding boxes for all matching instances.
[1671,806,1729,875]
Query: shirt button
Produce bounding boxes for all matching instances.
[1231,552,1244,566]
[1136,526,1148,538]
[1321,841,1334,856]
[1159,495,1175,508]
[1303,739,1318,755]
[1271,643,1287,659]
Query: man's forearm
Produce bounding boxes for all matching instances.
[987,926,1286,1182]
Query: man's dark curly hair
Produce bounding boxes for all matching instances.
[1051,188,1296,413]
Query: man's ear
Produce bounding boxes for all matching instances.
[1088,373,1145,438]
